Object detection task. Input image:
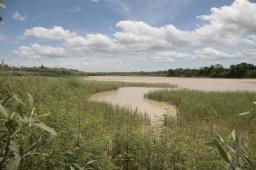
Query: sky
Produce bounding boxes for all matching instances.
[0,0,256,72]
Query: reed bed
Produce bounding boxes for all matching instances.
[0,76,255,169]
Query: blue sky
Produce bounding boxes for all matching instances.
[0,0,256,72]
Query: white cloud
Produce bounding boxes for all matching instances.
[92,0,99,2]
[83,61,89,66]
[195,0,256,44]
[242,48,256,59]
[24,26,76,40]
[14,44,67,58]
[154,48,235,62]
[20,0,256,66]
[12,12,27,21]
[192,47,233,60]
[65,34,118,52]
[154,51,189,62]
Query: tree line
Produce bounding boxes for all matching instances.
[0,64,87,76]
[1,62,256,78]
[167,63,256,78]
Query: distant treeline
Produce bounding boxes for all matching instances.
[167,63,256,78]
[0,64,87,76]
[88,63,256,78]
[1,62,256,78]
[87,71,167,76]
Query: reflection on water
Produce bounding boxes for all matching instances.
[86,76,256,91]
[89,87,176,121]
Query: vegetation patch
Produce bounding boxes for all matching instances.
[0,77,255,169]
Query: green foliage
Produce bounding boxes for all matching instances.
[2,62,256,78]
[0,65,87,77]
[0,0,5,22]
[146,89,255,122]
[0,90,56,170]
[239,101,256,125]
[1,76,255,169]
[146,89,256,169]
[211,129,254,169]
[0,0,5,10]
[167,63,256,78]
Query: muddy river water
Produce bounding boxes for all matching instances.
[87,76,256,91]
[87,76,256,121]
[89,87,176,121]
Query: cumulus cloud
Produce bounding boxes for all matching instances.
[192,47,233,60]
[20,0,256,65]
[12,12,27,21]
[154,51,189,62]
[14,44,67,58]
[24,26,76,40]
[66,34,118,52]
[195,0,256,44]
[154,48,234,62]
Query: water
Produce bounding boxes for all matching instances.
[86,76,256,91]
[89,87,176,121]
[87,76,255,121]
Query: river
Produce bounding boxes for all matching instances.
[87,76,256,121]
[89,87,176,122]
[86,76,256,91]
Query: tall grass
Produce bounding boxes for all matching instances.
[1,76,255,169]
[146,89,256,169]
[146,89,255,121]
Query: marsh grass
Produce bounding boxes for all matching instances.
[146,89,256,169]
[1,76,255,169]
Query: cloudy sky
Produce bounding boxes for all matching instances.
[0,0,256,72]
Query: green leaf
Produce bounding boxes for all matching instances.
[10,112,18,120]
[239,112,250,116]
[9,141,20,153]
[70,166,76,170]
[33,122,57,136]
[38,113,50,118]
[6,153,21,170]
[214,138,232,164]
[229,130,236,140]
[0,3,6,9]
[71,163,82,169]
[23,137,42,154]
[0,104,8,117]
[85,160,96,167]
[12,94,24,105]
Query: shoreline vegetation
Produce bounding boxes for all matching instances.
[1,62,256,78]
[0,76,255,169]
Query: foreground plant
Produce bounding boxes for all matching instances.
[212,102,256,170]
[0,0,5,22]
[0,90,56,170]
[212,130,253,170]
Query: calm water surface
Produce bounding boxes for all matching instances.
[86,76,256,91]
[89,87,176,121]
